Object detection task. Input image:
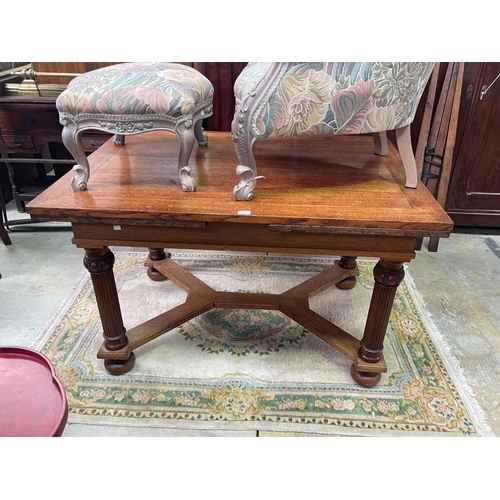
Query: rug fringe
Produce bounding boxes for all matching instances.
[64,413,470,437]
[404,266,494,437]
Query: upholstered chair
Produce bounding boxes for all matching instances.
[56,62,214,192]
[231,62,435,200]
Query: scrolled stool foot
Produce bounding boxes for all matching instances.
[234,165,260,201]
[71,167,88,191]
[179,166,197,192]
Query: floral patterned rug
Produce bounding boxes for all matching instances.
[35,251,490,436]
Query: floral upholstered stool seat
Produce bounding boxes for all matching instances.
[56,62,214,192]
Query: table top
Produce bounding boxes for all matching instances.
[27,131,453,237]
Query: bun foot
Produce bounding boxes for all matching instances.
[335,276,357,290]
[350,364,381,386]
[147,267,168,281]
[104,352,136,375]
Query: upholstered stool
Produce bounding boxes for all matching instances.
[56,62,214,192]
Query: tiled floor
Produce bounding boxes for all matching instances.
[2,202,500,437]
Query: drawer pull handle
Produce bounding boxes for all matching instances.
[12,138,25,147]
[22,115,35,126]
[90,140,104,149]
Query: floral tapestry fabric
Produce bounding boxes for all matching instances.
[234,62,435,137]
[56,62,214,118]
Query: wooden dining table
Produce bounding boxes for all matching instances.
[26,130,453,386]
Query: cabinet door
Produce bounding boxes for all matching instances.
[447,62,500,226]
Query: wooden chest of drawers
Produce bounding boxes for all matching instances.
[0,96,111,212]
[0,98,63,155]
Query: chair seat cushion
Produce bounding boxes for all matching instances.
[56,62,214,118]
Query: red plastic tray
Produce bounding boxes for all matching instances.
[0,346,68,437]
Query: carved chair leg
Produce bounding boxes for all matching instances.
[351,260,405,386]
[177,125,197,192]
[373,132,388,156]
[147,248,170,281]
[395,125,418,188]
[233,135,260,201]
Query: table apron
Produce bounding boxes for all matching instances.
[71,222,417,261]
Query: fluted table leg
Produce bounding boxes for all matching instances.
[351,260,405,386]
[83,247,135,374]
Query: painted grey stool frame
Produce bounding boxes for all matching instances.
[60,104,213,193]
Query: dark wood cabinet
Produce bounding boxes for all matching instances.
[445,62,500,227]
[0,96,111,211]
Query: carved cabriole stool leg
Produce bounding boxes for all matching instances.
[194,119,208,147]
[350,260,405,386]
[147,248,170,281]
[60,117,90,191]
[177,121,198,192]
[336,256,358,290]
[83,247,135,375]
[233,129,259,201]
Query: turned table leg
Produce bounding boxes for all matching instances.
[147,248,170,281]
[351,259,405,386]
[83,247,135,374]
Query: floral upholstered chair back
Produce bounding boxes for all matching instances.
[231,62,435,200]
[235,62,433,137]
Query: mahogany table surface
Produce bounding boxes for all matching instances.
[26,131,453,261]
